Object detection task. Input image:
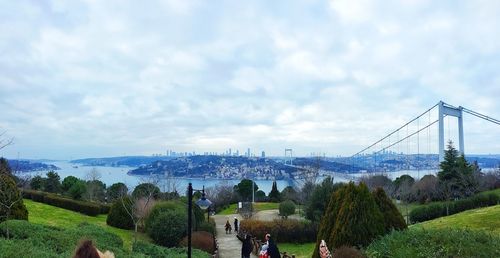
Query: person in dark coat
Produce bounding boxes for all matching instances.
[236,233,253,258]
[266,235,281,258]
[234,217,239,232]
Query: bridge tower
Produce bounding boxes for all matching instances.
[438,101,464,162]
[284,148,293,165]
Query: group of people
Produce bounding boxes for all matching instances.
[225,217,239,234]
[237,232,281,258]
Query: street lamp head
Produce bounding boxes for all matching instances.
[195,185,212,210]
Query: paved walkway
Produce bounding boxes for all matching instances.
[213,213,258,258]
[253,209,305,221]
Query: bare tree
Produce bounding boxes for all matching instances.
[157,170,180,195]
[120,176,159,244]
[85,168,104,201]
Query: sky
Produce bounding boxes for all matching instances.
[1,0,499,160]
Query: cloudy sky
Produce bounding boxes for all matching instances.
[1,0,499,160]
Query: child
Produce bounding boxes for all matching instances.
[259,243,269,258]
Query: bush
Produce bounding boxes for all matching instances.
[409,192,499,223]
[132,241,210,258]
[240,219,317,243]
[180,231,216,254]
[313,182,385,258]
[106,197,134,230]
[147,209,187,247]
[145,201,185,233]
[0,174,28,223]
[332,246,366,258]
[197,219,216,235]
[43,194,101,216]
[279,200,296,218]
[100,203,111,214]
[372,188,407,232]
[366,228,500,258]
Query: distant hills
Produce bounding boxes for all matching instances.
[6,159,60,172]
[70,156,175,167]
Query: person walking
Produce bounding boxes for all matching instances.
[236,233,253,258]
[225,220,232,234]
[234,217,239,232]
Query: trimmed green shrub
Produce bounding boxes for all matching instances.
[197,220,216,235]
[409,192,499,223]
[43,194,101,216]
[100,203,111,214]
[106,197,134,229]
[240,219,317,243]
[366,228,500,258]
[279,200,296,218]
[147,209,187,247]
[145,201,185,232]
[132,241,210,258]
[0,174,28,223]
[313,182,385,258]
[372,188,407,232]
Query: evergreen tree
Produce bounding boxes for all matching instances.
[44,171,61,193]
[438,141,478,200]
[372,187,407,232]
[268,181,281,202]
[234,179,259,201]
[0,173,28,223]
[313,182,385,258]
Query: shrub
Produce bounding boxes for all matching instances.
[145,201,185,232]
[43,194,101,216]
[197,219,216,235]
[0,174,28,223]
[372,188,407,232]
[332,246,366,258]
[279,200,296,218]
[29,190,46,202]
[147,209,187,247]
[107,183,128,202]
[313,182,385,258]
[240,219,317,243]
[106,197,134,229]
[132,241,210,258]
[100,203,111,214]
[180,231,216,254]
[409,192,499,223]
[366,228,500,258]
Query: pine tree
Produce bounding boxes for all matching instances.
[268,181,281,202]
[372,187,407,233]
[313,182,385,258]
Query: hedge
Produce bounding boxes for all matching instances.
[240,219,317,244]
[410,192,499,223]
[21,189,107,216]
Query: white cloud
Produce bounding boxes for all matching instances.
[0,0,499,159]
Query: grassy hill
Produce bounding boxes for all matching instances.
[24,199,149,249]
[413,204,500,235]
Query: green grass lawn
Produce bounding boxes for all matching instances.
[217,202,282,215]
[279,242,315,258]
[24,199,149,250]
[412,204,500,235]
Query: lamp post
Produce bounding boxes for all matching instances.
[187,183,212,258]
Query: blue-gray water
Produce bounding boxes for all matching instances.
[23,161,445,194]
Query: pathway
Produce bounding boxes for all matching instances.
[213,213,258,258]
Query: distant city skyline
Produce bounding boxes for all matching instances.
[1,1,500,160]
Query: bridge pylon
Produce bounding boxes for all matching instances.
[438,101,464,162]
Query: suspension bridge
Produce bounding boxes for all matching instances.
[345,100,500,178]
